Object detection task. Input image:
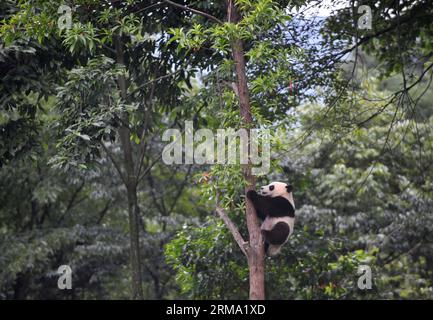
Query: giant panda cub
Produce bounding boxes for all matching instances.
[247,182,295,256]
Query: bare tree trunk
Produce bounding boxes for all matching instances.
[228,1,265,300]
[114,34,144,300]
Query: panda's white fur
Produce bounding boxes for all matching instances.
[259,182,295,256]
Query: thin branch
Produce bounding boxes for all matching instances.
[128,69,183,97]
[328,11,431,63]
[96,200,111,224]
[163,0,223,24]
[102,43,116,55]
[132,1,163,15]
[356,60,433,128]
[135,82,156,177]
[166,165,193,215]
[215,193,249,257]
[57,181,85,225]
[137,152,164,182]
[401,61,433,92]
[101,143,127,185]
[148,172,168,215]
[215,205,249,257]
[354,91,403,195]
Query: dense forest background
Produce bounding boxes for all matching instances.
[0,0,432,299]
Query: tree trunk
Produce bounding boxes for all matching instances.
[114,34,144,300]
[228,1,265,300]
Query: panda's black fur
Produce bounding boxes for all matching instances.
[247,181,295,256]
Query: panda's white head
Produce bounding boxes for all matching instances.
[259,181,293,198]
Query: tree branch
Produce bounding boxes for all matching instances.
[96,200,112,225]
[163,0,223,24]
[137,152,164,183]
[331,11,431,63]
[57,181,85,225]
[215,202,249,257]
[101,143,128,186]
[166,165,193,215]
[227,0,264,300]
[128,68,183,97]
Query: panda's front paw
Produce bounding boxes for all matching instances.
[247,190,258,200]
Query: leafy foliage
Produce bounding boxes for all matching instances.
[1,0,433,300]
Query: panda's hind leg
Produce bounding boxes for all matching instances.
[262,222,290,245]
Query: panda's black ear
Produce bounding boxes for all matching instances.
[286,184,293,192]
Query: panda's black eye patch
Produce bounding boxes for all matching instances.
[269,185,275,191]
